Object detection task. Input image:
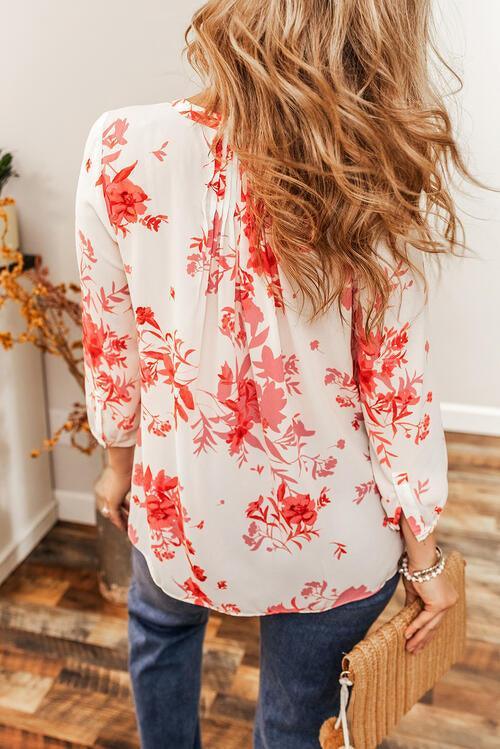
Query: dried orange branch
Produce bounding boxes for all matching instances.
[0,239,97,457]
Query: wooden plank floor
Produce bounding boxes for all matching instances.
[0,432,498,748]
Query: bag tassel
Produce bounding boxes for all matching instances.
[335,672,354,748]
[319,672,354,749]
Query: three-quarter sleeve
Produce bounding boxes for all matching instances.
[352,248,448,542]
[75,113,140,447]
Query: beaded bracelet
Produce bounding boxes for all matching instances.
[398,545,446,583]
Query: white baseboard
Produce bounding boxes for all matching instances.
[441,402,500,437]
[55,489,96,525]
[0,501,58,584]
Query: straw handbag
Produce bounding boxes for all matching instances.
[319,550,466,749]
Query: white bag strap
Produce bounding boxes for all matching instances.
[334,671,354,748]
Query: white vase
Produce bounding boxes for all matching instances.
[0,197,20,251]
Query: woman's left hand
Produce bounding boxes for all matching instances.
[402,573,458,654]
[94,465,132,532]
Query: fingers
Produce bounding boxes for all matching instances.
[107,504,127,532]
[404,589,418,607]
[101,496,128,532]
[122,494,130,520]
[405,608,435,641]
[406,611,444,654]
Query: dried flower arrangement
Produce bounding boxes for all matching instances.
[0,212,96,457]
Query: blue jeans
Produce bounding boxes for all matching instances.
[128,547,399,749]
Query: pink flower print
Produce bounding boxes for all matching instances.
[220,308,236,339]
[266,579,375,614]
[334,585,371,607]
[146,472,180,531]
[179,578,213,607]
[102,118,129,149]
[237,377,261,421]
[292,417,315,440]
[266,580,338,613]
[137,465,205,569]
[136,306,159,328]
[416,413,430,443]
[221,603,241,615]
[225,420,252,453]
[243,481,329,554]
[260,382,287,432]
[152,140,169,161]
[331,541,347,560]
[192,565,207,582]
[82,313,128,372]
[133,462,144,486]
[282,493,318,527]
[383,506,402,529]
[128,524,139,545]
[254,345,284,382]
[317,489,330,508]
[353,480,377,505]
[176,102,221,129]
[97,162,149,236]
[82,313,106,368]
[217,361,234,401]
[340,284,353,311]
[405,514,423,538]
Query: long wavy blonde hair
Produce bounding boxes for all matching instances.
[186,0,471,326]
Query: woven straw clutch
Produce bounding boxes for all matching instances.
[320,550,467,749]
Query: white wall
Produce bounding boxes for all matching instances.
[0,303,56,582]
[0,0,499,521]
[0,0,201,516]
[430,0,500,432]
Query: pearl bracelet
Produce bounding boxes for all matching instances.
[398,545,446,583]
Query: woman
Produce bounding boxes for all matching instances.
[75,1,464,747]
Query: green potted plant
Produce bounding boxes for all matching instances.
[0,150,19,251]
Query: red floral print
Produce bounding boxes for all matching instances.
[177,577,213,607]
[75,100,447,616]
[132,464,206,582]
[135,310,196,428]
[243,480,330,553]
[352,264,433,467]
[98,162,149,232]
[77,229,139,442]
[152,140,169,161]
[267,580,375,614]
[353,480,378,505]
[102,118,129,149]
[97,118,168,237]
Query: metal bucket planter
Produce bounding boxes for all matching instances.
[94,463,132,605]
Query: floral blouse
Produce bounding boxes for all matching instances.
[75,99,448,616]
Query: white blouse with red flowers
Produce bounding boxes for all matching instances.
[75,99,448,615]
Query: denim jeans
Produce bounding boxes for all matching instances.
[128,547,399,749]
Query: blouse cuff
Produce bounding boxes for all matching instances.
[88,403,140,449]
[384,472,445,542]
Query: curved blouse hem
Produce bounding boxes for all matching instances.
[132,543,401,618]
